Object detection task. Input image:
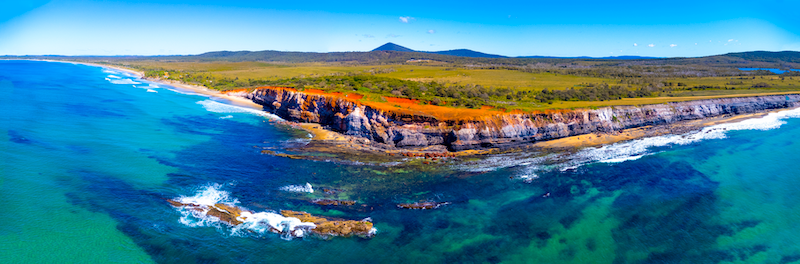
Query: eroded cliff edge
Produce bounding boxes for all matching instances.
[229,88,800,151]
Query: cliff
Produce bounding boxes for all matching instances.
[229,88,800,151]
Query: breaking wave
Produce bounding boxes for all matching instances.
[279,183,314,193]
[173,184,318,240]
[109,79,141,85]
[196,99,281,120]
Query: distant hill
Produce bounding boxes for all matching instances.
[725,51,800,63]
[431,49,506,58]
[371,43,506,58]
[372,43,656,59]
[372,43,415,52]
[517,55,658,60]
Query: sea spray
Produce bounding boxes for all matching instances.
[279,182,314,193]
[196,99,281,120]
[173,184,317,239]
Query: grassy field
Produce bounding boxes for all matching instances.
[118,61,614,92]
[374,66,612,91]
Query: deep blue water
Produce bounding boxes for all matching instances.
[3,60,800,263]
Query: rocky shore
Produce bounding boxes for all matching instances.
[228,87,800,152]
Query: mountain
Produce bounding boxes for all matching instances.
[517,55,658,60]
[372,43,656,59]
[372,43,415,52]
[371,43,505,58]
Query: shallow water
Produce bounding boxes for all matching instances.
[3,60,800,263]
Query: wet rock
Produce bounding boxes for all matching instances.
[310,199,357,206]
[397,201,450,210]
[168,200,375,239]
[280,210,376,238]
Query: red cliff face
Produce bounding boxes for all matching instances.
[229,88,800,151]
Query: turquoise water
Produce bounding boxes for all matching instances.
[3,60,800,263]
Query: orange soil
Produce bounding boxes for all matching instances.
[361,99,507,121]
[252,87,560,121]
[385,97,420,105]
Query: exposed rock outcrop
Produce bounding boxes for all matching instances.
[168,199,376,239]
[230,88,800,151]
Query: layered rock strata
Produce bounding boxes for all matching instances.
[230,88,800,151]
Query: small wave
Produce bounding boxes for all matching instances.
[148,83,159,88]
[146,89,157,93]
[107,75,121,79]
[109,79,141,85]
[279,183,314,193]
[196,99,281,120]
[102,69,118,74]
[219,115,233,119]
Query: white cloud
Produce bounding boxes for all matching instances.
[648,44,655,47]
[695,43,698,45]
[363,34,375,38]
[670,44,677,47]
[728,39,734,42]
[427,29,435,34]
[633,43,638,47]
[399,16,415,23]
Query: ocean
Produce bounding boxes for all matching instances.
[2,60,800,263]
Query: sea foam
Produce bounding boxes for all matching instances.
[197,99,281,120]
[174,184,319,240]
[109,79,141,85]
[279,183,314,193]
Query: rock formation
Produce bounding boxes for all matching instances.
[230,88,800,151]
[168,199,375,239]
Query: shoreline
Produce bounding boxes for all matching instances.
[143,77,264,110]
[531,106,800,151]
[17,59,264,111]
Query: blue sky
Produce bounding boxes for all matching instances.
[1,0,798,57]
